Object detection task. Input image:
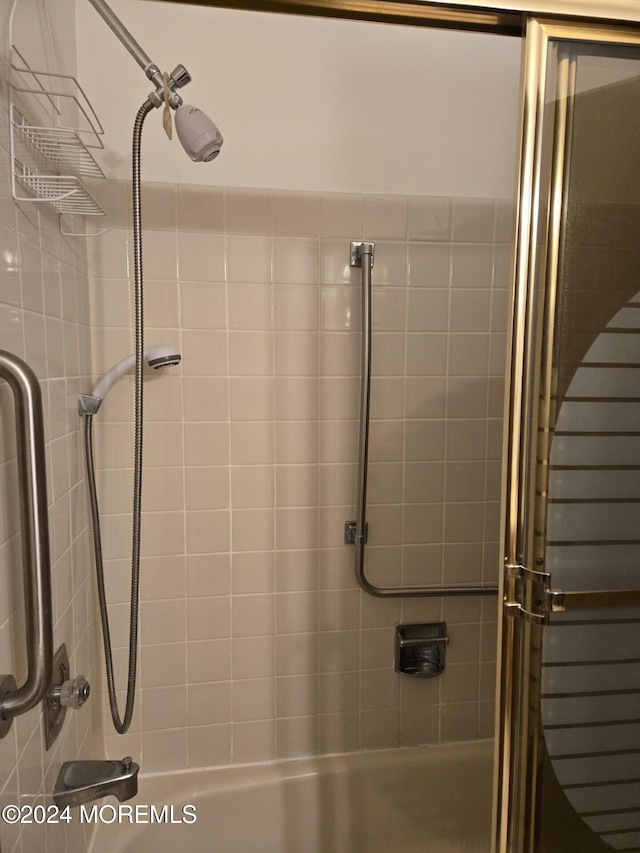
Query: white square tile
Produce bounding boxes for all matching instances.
[232,508,275,552]
[319,193,363,238]
[407,197,451,241]
[451,244,493,288]
[229,331,274,376]
[177,185,225,233]
[371,242,407,287]
[227,235,272,283]
[187,724,232,767]
[274,238,318,284]
[275,377,318,420]
[273,191,319,237]
[275,285,317,330]
[186,509,231,554]
[450,289,491,332]
[178,232,225,282]
[182,329,228,374]
[226,189,272,235]
[230,377,274,420]
[452,198,495,243]
[229,283,272,330]
[320,286,361,331]
[364,195,407,240]
[406,289,448,332]
[276,332,318,376]
[180,281,227,330]
[136,230,177,280]
[230,422,274,465]
[229,331,273,376]
[372,288,405,332]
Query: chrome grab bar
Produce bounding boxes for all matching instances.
[346,241,498,599]
[0,351,53,737]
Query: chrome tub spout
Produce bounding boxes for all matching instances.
[53,757,139,808]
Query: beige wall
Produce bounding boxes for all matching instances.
[76,1,522,198]
[87,179,510,771]
[0,178,103,853]
[0,3,104,851]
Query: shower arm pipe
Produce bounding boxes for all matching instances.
[87,0,190,107]
[0,350,53,736]
[347,241,498,599]
[88,0,162,85]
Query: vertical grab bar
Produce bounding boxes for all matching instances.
[345,242,498,598]
[0,350,53,737]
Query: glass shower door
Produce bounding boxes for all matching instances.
[495,18,640,853]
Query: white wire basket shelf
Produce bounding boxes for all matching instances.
[15,165,104,216]
[9,45,106,218]
[12,108,105,179]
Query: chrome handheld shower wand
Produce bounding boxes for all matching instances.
[84,0,221,736]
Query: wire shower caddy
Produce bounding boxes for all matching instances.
[9,44,106,221]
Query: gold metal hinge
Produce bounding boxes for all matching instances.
[506,564,640,620]
[504,564,564,624]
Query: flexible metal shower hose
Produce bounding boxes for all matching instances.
[85,99,154,734]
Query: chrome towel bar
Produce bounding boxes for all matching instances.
[0,350,53,737]
[346,241,498,599]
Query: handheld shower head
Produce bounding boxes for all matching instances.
[146,346,182,369]
[175,105,223,162]
[87,344,182,407]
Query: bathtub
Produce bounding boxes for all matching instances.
[89,740,493,853]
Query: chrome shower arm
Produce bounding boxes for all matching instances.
[87,0,191,107]
[88,0,160,83]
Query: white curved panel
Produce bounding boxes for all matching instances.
[542,289,640,848]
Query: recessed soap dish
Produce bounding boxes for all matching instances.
[394,622,448,678]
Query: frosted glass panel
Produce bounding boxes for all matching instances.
[536,41,640,853]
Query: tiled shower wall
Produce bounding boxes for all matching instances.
[87,180,512,771]
[0,78,103,853]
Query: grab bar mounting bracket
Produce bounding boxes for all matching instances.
[43,644,90,750]
[350,240,375,268]
[0,676,17,738]
[345,520,368,546]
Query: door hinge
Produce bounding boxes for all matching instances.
[504,564,564,623]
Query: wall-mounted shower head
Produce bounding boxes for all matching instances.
[175,105,224,162]
[88,0,223,161]
[89,344,181,405]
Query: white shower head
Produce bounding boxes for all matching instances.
[88,1,223,163]
[175,105,223,162]
[91,344,181,402]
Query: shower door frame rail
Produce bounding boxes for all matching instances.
[157,0,640,36]
[346,239,500,599]
[494,16,640,853]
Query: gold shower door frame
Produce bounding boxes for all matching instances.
[494,16,640,853]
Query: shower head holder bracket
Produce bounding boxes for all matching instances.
[78,394,102,416]
[146,64,192,110]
